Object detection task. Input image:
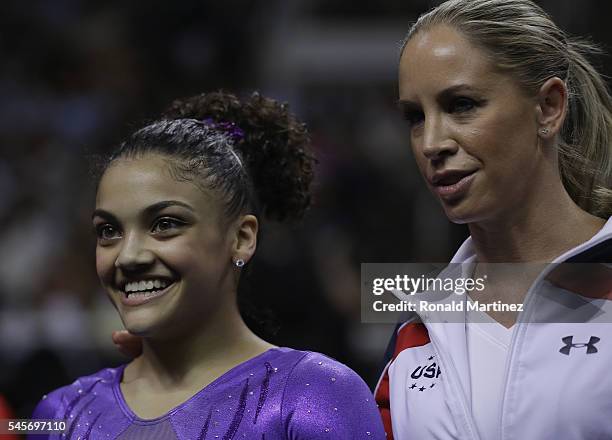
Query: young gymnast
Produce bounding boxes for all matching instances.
[30,91,385,439]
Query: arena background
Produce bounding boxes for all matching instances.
[1,0,610,418]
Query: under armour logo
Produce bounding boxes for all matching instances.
[559,336,600,355]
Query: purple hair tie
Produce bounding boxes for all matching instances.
[201,117,245,142]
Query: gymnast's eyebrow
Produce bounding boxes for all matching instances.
[92,209,116,221]
[142,200,195,216]
[91,200,195,220]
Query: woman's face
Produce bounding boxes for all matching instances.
[399,25,545,223]
[93,154,235,338]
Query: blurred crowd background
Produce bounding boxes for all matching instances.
[0,0,610,419]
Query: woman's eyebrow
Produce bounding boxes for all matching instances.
[91,200,195,220]
[143,200,195,216]
[436,84,487,101]
[91,209,116,221]
[398,84,487,111]
[397,99,420,112]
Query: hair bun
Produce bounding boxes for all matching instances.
[162,91,315,222]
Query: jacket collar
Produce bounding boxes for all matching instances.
[448,217,612,264]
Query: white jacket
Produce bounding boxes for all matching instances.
[375,218,612,440]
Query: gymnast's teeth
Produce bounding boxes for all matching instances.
[127,290,163,299]
[124,279,169,294]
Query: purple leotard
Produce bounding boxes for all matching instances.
[30,348,385,439]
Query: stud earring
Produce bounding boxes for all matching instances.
[540,127,550,135]
[234,259,245,268]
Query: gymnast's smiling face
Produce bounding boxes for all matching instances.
[398,25,547,224]
[93,153,236,339]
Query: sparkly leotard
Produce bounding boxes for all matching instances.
[29,348,385,439]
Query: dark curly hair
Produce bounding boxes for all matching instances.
[104,90,315,223]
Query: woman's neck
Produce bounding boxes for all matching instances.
[125,299,274,392]
[468,189,605,263]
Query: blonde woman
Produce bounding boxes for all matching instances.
[375,1,612,439]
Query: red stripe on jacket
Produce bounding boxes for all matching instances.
[375,323,431,439]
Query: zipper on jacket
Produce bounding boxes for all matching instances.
[499,234,612,440]
[427,325,481,440]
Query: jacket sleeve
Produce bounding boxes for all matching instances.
[374,321,432,440]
